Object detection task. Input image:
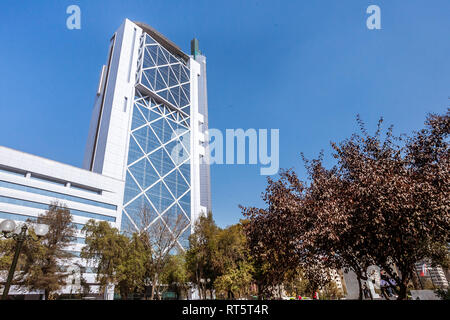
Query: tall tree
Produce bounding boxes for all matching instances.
[17,202,76,299]
[213,223,254,299]
[160,253,188,299]
[81,220,149,299]
[242,110,450,300]
[241,170,335,298]
[329,113,449,299]
[132,206,189,300]
[185,212,220,299]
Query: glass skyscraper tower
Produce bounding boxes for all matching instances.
[0,19,208,297]
[83,20,211,250]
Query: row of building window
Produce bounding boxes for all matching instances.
[0,167,24,177]
[0,180,117,211]
[0,167,103,195]
[0,195,116,222]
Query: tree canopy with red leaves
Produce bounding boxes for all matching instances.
[242,110,449,300]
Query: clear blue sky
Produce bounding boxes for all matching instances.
[0,1,449,228]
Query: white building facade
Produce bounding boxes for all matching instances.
[415,261,449,289]
[0,146,123,298]
[0,19,210,298]
[83,19,210,245]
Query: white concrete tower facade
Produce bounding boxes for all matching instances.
[191,38,212,214]
[83,19,210,249]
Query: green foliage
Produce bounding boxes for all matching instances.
[421,279,437,290]
[213,223,254,299]
[116,233,150,298]
[185,212,220,299]
[82,208,189,300]
[320,281,344,300]
[214,224,247,274]
[283,268,311,298]
[0,238,17,271]
[162,254,188,285]
[186,213,256,299]
[81,220,150,299]
[214,261,254,299]
[161,253,188,298]
[130,206,188,300]
[0,202,77,299]
[435,287,450,300]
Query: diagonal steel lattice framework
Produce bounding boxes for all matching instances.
[140,33,191,115]
[121,32,192,250]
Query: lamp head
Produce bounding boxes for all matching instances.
[0,219,16,233]
[34,224,49,237]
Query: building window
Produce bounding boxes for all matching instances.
[0,195,116,222]
[0,180,117,211]
[123,96,128,112]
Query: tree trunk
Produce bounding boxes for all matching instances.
[203,285,207,300]
[144,286,148,300]
[411,270,422,290]
[196,270,203,299]
[150,273,158,300]
[121,288,128,300]
[380,287,389,300]
[397,278,409,300]
[357,276,363,300]
[257,283,263,300]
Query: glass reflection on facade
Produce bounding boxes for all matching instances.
[121,32,192,249]
[139,34,191,116]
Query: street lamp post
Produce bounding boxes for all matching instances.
[0,220,49,300]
